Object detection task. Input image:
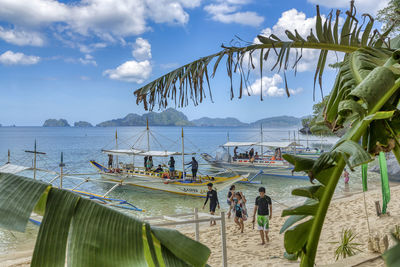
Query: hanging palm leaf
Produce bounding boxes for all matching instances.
[133,2,400,266]
[0,173,210,267]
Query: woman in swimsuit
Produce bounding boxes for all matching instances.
[230,192,246,233]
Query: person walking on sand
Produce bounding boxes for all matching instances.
[252,187,272,245]
[231,192,246,233]
[343,168,350,184]
[203,183,220,226]
[227,185,236,219]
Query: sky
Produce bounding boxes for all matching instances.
[0,0,389,126]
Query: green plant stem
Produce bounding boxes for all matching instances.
[301,62,400,266]
[393,145,400,165]
[301,158,345,266]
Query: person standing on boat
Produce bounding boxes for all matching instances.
[233,146,238,159]
[252,187,272,245]
[108,154,113,169]
[146,156,153,171]
[168,156,175,178]
[144,156,148,169]
[203,183,220,226]
[249,148,255,163]
[185,157,198,181]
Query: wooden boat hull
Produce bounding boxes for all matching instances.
[90,161,247,197]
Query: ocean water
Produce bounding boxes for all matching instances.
[0,126,388,254]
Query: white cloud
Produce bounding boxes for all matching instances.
[0,0,197,43]
[204,2,264,27]
[0,50,40,65]
[79,54,97,66]
[248,74,303,97]
[0,27,45,46]
[307,0,389,15]
[103,60,152,83]
[133,38,152,61]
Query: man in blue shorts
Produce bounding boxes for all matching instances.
[252,187,272,245]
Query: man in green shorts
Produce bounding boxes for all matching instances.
[252,187,272,245]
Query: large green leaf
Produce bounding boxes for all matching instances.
[67,197,149,267]
[32,188,80,267]
[0,173,50,232]
[291,185,324,200]
[331,140,372,168]
[284,219,314,254]
[280,215,308,234]
[282,154,315,172]
[152,227,211,267]
[282,199,319,217]
[383,241,400,266]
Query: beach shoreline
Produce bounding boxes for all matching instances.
[1,184,399,266]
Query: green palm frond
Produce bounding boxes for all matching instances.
[132,2,400,267]
[0,173,210,267]
[134,2,395,111]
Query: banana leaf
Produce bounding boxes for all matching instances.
[0,173,50,232]
[0,174,211,267]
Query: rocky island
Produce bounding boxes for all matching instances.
[74,121,93,127]
[43,119,70,127]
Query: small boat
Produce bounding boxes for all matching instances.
[91,122,248,197]
[90,160,246,197]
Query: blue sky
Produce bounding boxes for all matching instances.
[0,0,388,126]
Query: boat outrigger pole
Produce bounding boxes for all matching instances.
[7,149,10,164]
[115,129,119,168]
[25,140,46,180]
[146,118,150,152]
[260,124,264,156]
[59,152,65,189]
[182,128,185,180]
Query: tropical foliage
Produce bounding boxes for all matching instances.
[134,1,400,266]
[0,173,210,266]
[333,229,362,261]
[377,0,400,35]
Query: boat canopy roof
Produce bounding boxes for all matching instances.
[0,163,30,174]
[103,149,195,157]
[258,141,302,148]
[223,141,302,148]
[102,149,143,156]
[139,150,195,157]
[223,142,258,147]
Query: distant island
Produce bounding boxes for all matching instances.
[97,108,192,127]
[191,117,247,127]
[41,109,304,128]
[74,121,93,127]
[43,119,70,127]
[96,108,302,127]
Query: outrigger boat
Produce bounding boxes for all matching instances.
[0,143,144,212]
[201,126,323,173]
[90,123,248,197]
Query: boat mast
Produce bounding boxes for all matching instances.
[24,140,46,180]
[59,152,65,189]
[260,124,263,157]
[227,132,230,162]
[293,130,296,155]
[115,129,119,168]
[181,128,185,180]
[146,118,150,152]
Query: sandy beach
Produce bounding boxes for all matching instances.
[183,184,400,267]
[1,184,399,267]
